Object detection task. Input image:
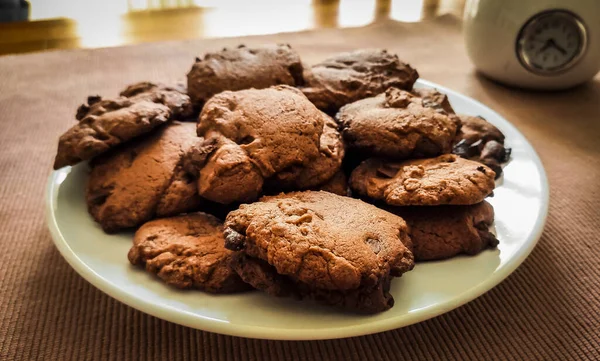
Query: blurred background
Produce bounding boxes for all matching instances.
[0,0,465,55]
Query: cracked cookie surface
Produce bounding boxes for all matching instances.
[86,122,203,232]
[389,201,498,261]
[266,115,344,191]
[54,98,171,169]
[412,88,456,116]
[301,49,418,113]
[187,44,304,107]
[190,86,328,204]
[223,191,414,313]
[128,213,250,293]
[119,82,194,119]
[337,88,458,159]
[350,154,496,206]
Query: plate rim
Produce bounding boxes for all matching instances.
[46,79,550,340]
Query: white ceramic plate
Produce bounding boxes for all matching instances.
[46,80,549,340]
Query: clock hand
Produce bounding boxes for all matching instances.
[548,39,568,55]
[536,39,552,55]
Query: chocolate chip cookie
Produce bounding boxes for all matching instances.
[54,98,171,169]
[128,213,250,293]
[349,155,496,206]
[265,115,344,191]
[189,85,329,204]
[119,82,194,119]
[337,87,458,159]
[301,49,419,113]
[87,122,204,233]
[229,252,396,314]
[185,136,265,205]
[187,44,304,107]
[389,201,498,261]
[155,163,203,217]
[224,191,414,313]
[452,115,511,178]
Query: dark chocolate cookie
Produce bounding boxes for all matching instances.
[128,213,250,293]
[454,115,504,145]
[119,82,194,119]
[87,122,204,232]
[188,85,330,204]
[349,155,496,206]
[224,191,414,313]
[229,252,396,314]
[389,201,498,261]
[187,44,304,107]
[337,87,458,159]
[54,98,171,169]
[452,115,511,178]
[265,115,344,191]
[301,49,418,113]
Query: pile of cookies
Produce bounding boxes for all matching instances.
[52,44,510,314]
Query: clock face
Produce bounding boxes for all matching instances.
[516,10,588,74]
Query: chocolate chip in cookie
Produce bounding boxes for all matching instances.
[301,49,419,113]
[224,191,414,313]
[454,115,504,145]
[337,87,458,159]
[187,44,304,108]
[349,154,496,206]
[452,115,511,178]
[128,213,250,293]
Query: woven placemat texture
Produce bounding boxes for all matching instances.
[0,15,598,361]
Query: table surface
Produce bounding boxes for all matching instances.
[0,0,465,55]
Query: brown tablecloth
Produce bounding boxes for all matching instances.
[1,15,599,361]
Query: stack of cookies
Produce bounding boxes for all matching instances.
[52,44,510,314]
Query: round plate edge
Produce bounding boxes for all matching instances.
[45,79,550,340]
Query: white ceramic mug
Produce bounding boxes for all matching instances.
[464,0,600,89]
